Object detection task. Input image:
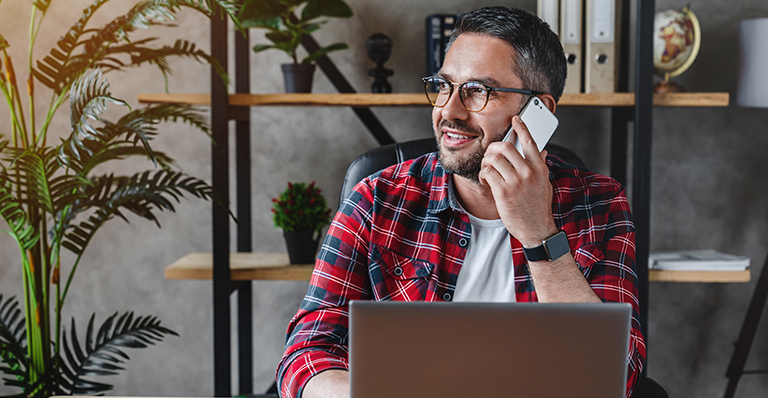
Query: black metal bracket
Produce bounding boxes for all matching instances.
[724,251,768,398]
[296,16,396,146]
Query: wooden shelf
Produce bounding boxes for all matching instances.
[138,92,729,108]
[648,269,750,283]
[166,252,749,283]
[165,252,313,281]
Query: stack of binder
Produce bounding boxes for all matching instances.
[425,14,459,76]
[538,0,622,93]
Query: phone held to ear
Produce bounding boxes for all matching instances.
[501,96,559,158]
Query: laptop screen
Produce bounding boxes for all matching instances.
[349,301,630,398]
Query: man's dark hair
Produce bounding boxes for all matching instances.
[447,6,567,102]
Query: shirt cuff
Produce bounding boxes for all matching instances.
[278,348,349,398]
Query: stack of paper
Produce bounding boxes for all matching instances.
[649,249,750,271]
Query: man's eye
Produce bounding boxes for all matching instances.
[463,83,487,97]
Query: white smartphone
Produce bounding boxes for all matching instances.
[501,96,559,158]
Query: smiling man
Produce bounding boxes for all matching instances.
[277,6,646,398]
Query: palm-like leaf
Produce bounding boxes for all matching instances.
[0,295,28,392]
[33,0,233,96]
[1,1,229,395]
[57,312,177,395]
[128,39,227,90]
[32,0,52,13]
[0,181,39,251]
[61,170,213,256]
[69,69,129,156]
[3,148,56,214]
[31,0,111,94]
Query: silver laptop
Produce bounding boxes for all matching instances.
[349,301,631,398]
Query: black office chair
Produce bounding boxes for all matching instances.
[338,138,668,398]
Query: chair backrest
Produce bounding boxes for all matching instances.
[339,138,586,207]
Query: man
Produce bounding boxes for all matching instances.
[277,6,645,398]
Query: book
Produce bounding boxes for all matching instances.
[648,249,750,271]
[425,14,459,76]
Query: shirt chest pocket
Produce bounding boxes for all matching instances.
[369,245,434,301]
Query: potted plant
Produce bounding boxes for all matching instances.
[0,1,236,396]
[271,181,332,264]
[236,0,354,93]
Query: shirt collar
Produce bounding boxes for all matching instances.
[426,154,558,215]
[427,154,465,215]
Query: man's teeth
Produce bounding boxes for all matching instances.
[447,132,472,140]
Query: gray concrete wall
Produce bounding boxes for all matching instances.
[0,0,766,397]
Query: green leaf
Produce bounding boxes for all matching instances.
[61,170,214,256]
[32,0,111,94]
[68,69,130,159]
[57,312,177,395]
[32,0,52,13]
[302,42,348,64]
[0,182,39,251]
[251,44,278,53]
[0,34,9,52]
[301,0,353,21]
[265,31,294,45]
[237,0,287,27]
[0,295,29,392]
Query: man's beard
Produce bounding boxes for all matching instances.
[436,119,507,183]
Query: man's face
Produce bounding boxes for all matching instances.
[433,33,527,182]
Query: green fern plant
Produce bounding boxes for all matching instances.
[0,1,239,396]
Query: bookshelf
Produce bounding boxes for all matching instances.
[164,252,749,283]
[149,1,737,396]
[138,92,729,107]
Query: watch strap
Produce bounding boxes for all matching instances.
[522,230,570,262]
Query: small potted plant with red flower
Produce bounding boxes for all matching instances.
[272,181,332,264]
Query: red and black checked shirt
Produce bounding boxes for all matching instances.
[277,153,646,398]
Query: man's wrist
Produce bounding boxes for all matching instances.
[522,230,570,262]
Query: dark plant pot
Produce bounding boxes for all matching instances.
[281,63,316,93]
[283,229,320,264]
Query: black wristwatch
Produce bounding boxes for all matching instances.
[522,230,570,262]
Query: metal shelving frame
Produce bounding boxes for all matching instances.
[207,1,656,395]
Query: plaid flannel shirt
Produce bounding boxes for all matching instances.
[277,153,646,398]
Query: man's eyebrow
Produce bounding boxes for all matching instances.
[437,73,506,88]
[475,76,504,87]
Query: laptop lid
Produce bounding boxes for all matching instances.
[349,301,631,398]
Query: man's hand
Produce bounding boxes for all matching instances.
[478,115,559,246]
[303,369,350,398]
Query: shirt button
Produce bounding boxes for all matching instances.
[458,238,468,247]
[393,267,403,276]
[443,292,452,301]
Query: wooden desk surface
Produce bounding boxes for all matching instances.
[166,252,750,283]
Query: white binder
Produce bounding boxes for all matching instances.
[560,0,583,94]
[585,0,621,93]
[538,0,560,34]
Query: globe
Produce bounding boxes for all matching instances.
[652,6,701,92]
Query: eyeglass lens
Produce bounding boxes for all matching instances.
[424,77,489,112]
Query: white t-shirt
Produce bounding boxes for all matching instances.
[453,213,517,302]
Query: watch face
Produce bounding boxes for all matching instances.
[545,231,570,260]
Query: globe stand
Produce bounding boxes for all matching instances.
[653,74,686,93]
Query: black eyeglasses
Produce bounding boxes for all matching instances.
[422,76,544,112]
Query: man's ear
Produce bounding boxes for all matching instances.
[538,94,557,114]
